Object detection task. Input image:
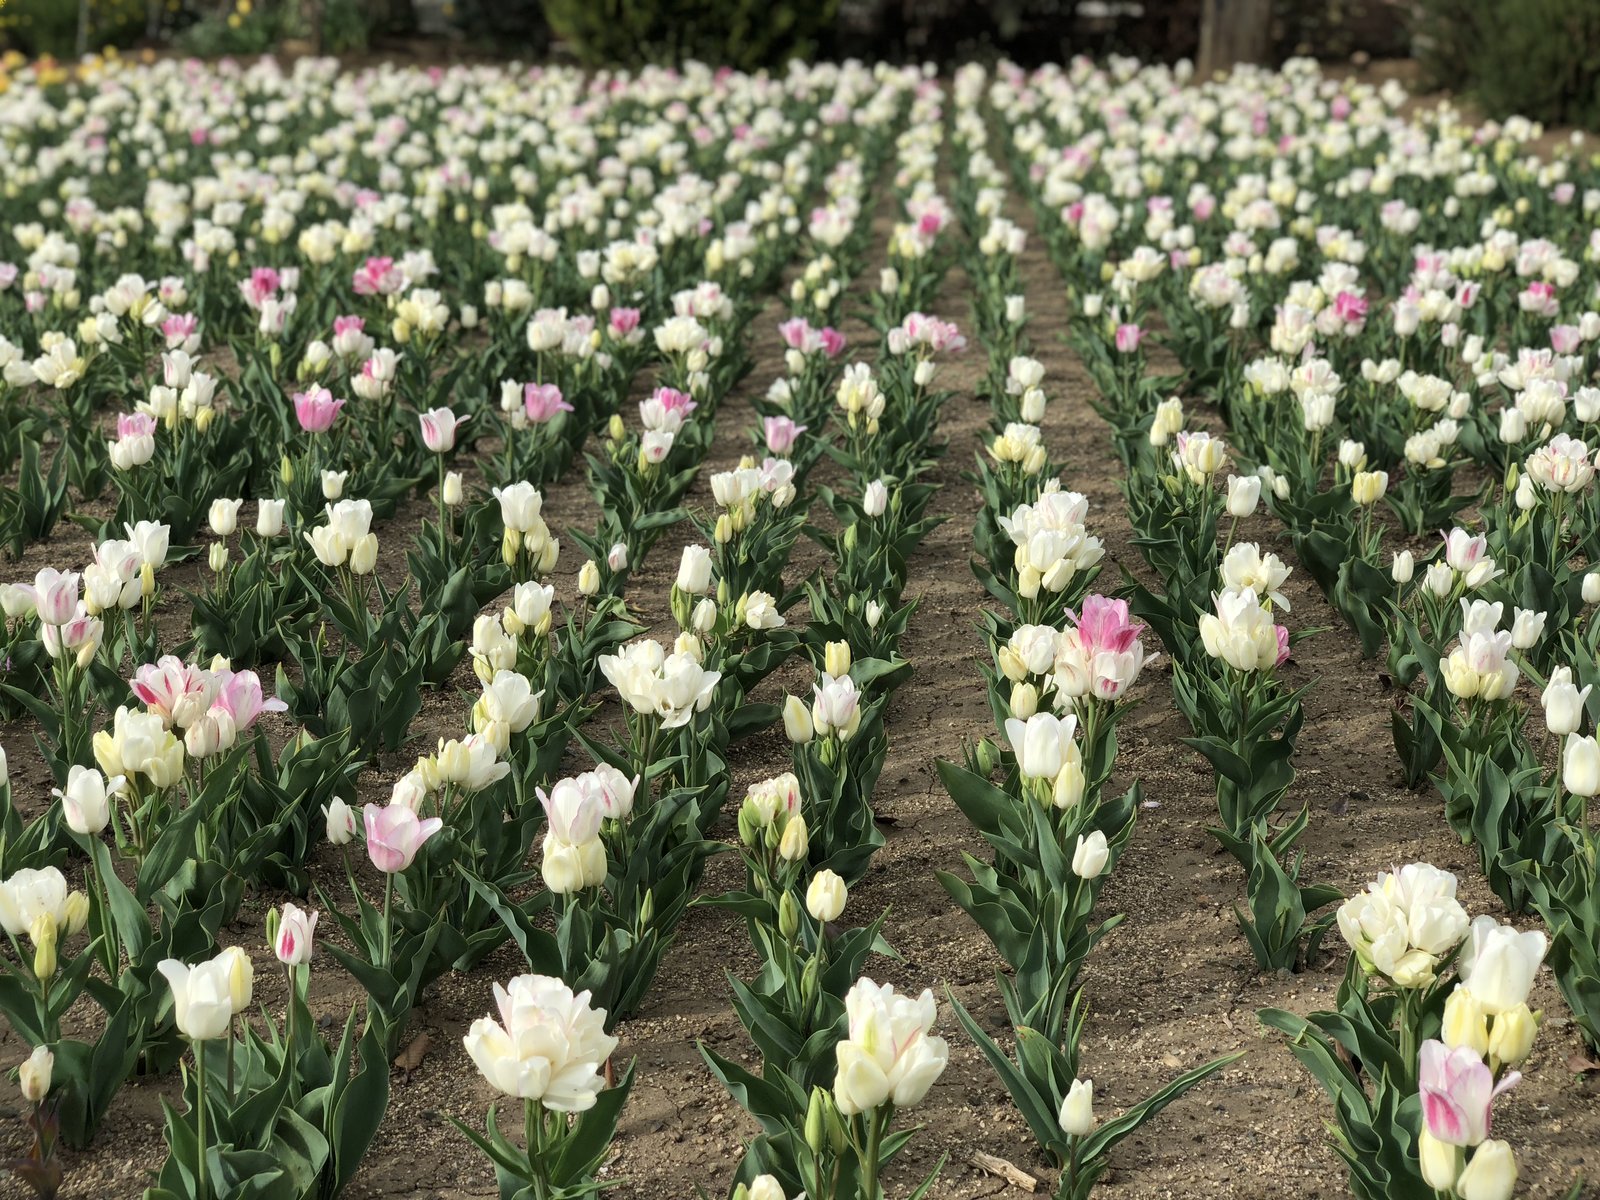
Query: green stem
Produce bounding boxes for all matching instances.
[381,873,394,971]
[861,1108,885,1200]
[195,1039,209,1200]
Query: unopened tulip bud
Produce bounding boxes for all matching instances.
[1391,550,1414,584]
[1456,1140,1517,1200]
[778,815,809,862]
[691,598,717,634]
[443,471,463,506]
[824,641,852,678]
[1511,608,1546,650]
[783,694,813,743]
[1058,1078,1095,1136]
[321,470,345,500]
[805,1088,827,1155]
[1226,473,1261,517]
[256,499,285,537]
[1010,681,1038,719]
[323,797,358,845]
[607,542,628,571]
[577,560,600,596]
[1487,1003,1538,1067]
[1442,987,1490,1055]
[1419,1130,1464,1192]
[778,890,801,940]
[349,533,378,576]
[208,542,228,573]
[1071,831,1109,879]
[18,1045,52,1104]
[63,892,88,937]
[806,869,847,923]
[1585,572,1600,605]
[30,916,57,981]
[1564,733,1600,796]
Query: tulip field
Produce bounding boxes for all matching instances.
[3,48,1600,1200]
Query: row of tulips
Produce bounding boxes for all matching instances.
[983,53,1595,1200]
[935,79,1241,1199]
[706,91,973,1200]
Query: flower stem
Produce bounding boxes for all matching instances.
[195,1039,209,1200]
[381,872,395,971]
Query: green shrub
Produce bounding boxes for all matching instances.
[541,0,839,69]
[0,0,146,58]
[1413,0,1600,127]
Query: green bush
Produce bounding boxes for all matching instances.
[1413,0,1600,127]
[0,0,146,58]
[541,0,838,69]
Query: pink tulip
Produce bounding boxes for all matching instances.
[1114,324,1144,353]
[651,387,697,418]
[274,903,318,966]
[333,315,364,337]
[210,669,287,731]
[33,568,81,626]
[1070,595,1145,656]
[778,317,813,350]
[1274,624,1290,667]
[818,327,847,358]
[524,383,574,424]
[352,256,402,297]
[418,406,470,453]
[161,313,199,348]
[293,386,345,434]
[1419,1040,1518,1147]
[117,412,158,440]
[1551,325,1582,354]
[239,267,281,310]
[363,803,443,873]
[608,307,641,337]
[763,416,807,455]
[130,656,212,724]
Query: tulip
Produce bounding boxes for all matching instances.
[274,903,318,966]
[783,694,814,743]
[1510,608,1546,650]
[1418,1129,1463,1191]
[1072,831,1109,879]
[18,1045,51,1104]
[807,870,848,923]
[1456,1140,1517,1200]
[418,406,469,453]
[1486,1003,1538,1068]
[323,797,358,845]
[1225,473,1260,517]
[363,803,443,873]
[207,498,243,537]
[443,471,464,506]
[1540,667,1590,736]
[833,978,949,1116]
[1442,987,1490,1056]
[292,386,344,433]
[256,499,286,537]
[1456,916,1547,1015]
[677,545,713,594]
[1586,572,1600,605]
[1350,469,1389,506]
[1003,711,1078,780]
[1058,1078,1095,1135]
[862,479,889,517]
[159,954,237,1040]
[462,975,617,1109]
[55,764,117,835]
[778,815,809,862]
[1419,1039,1517,1147]
[748,1176,786,1200]
[1563,733,1600,797]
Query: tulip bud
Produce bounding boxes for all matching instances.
[577,560,600,596]
[1010,682,1038,719]
[778,814,809,862]
[256,499,285,537]
[220,945,254,1010]
[1391,550,1414,584]
[1071,831,1109,879]
[806,869,847,923]
[1456,1140,1517,1200]
[208,542,229,574]
[18,1045,52,1104]
[804,1088,827,1155]
[1487,1003,1538,1067]
[748,1177,785,1200]
[1058,1078,1095,1136]
[1511,608,1546,650]
[783,694,813,743]
[1419,1130,1463,1191]
[30,915,57,981]
[1225,473,1260,517]
[321,469,345,500]
[1586,572,1600,605]
[63,891,89,937]
[691,598,717,634]
[349,533,378,575]
[1563,733,1600,796]
[778,890,801,940]
[1442,986,1490,1055]
[824,641,852,678]
[323,796,358,845]
[443,471,464,506]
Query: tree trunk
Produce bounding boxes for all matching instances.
[1197,0,1274,78]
